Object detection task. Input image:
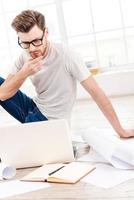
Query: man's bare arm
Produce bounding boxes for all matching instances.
[0,72,28,101]
[81,76,134,138]
[0,56,43,101]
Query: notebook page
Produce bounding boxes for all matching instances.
[48,162,95,183]
[21,163,65,181]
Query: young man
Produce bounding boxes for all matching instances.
[0,10,133,138]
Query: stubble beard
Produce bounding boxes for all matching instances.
[30,39,49,59]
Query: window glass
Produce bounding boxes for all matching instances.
[125,28,134,63]
[91,0,122,32]
[28,0,54,6]
[121,0,134,27]
[35,4,60,41]
[0,14,9,47]
[96,31,126,68]
[2,0,28,12]
[68,35,96,65]
[63,0,93,37]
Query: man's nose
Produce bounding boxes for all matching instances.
[29,43,36,51]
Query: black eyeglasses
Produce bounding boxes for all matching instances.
[18,29,45,49]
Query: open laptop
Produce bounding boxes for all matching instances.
[0,119,74,168]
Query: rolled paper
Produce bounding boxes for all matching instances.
[0,163,16,180]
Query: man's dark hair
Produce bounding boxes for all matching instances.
[11,10,45,32]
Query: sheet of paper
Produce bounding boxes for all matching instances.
[0,163,16,180]
[82,163,134,189]
[71,130,84,142]
[82,128,134,169]
[0,180,50,199]
[78,148,109,164]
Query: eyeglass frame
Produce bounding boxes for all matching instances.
[18,28,45,49]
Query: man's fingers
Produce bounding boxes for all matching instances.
[30,62,43,73]
[32,65,43,73]
[29,56,43,64]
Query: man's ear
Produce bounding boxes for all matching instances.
[45,27,48,37]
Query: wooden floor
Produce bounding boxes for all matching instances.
[71,95,134,132]
[5,167,134,200]
[1,95,134,200]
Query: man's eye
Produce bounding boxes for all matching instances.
[22,42,29,45]
[33,39,42,45]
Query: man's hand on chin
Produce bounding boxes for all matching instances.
[30,51,43,59]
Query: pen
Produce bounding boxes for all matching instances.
[48,166,65,176]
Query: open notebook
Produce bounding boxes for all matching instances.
[21,162,95,184]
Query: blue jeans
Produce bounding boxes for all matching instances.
[0,77,48,123]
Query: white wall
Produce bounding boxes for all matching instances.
[77,70,134,99]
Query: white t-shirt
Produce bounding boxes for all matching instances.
[10,43,91,121]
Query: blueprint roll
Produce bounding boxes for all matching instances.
[0,163,16,180]
[82,128,134,170]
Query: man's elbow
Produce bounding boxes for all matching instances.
[0,96,8,101]
[0,92,10,101]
